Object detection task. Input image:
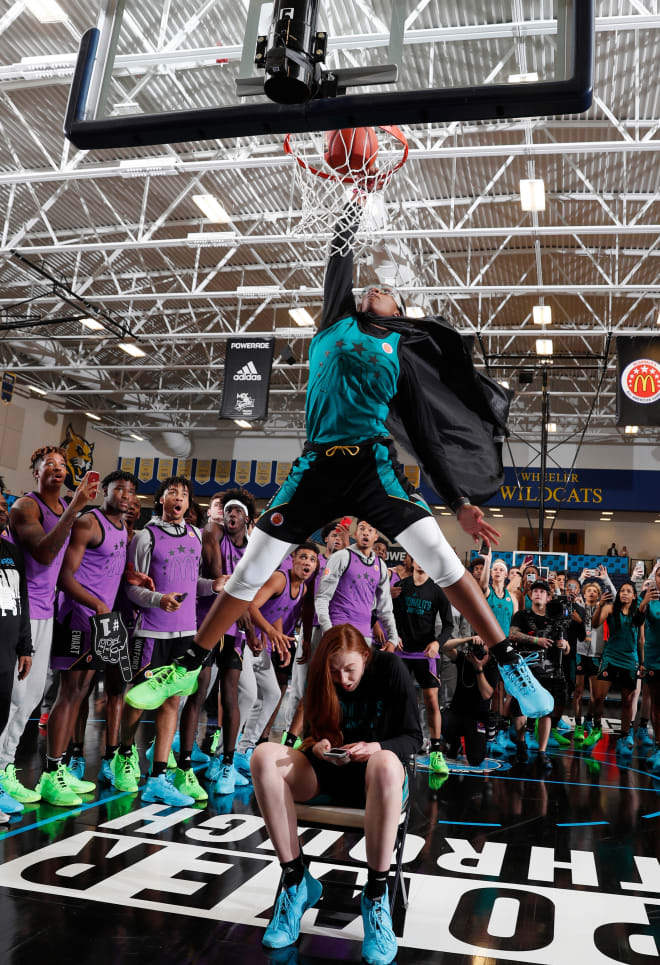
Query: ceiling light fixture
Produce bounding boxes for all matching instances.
[498,380,510,389]
[624,425,639,434]
[234,419,252,429]
[80,317,105,331]
[24,0,67,23]
[130,433,145,441]
[533,305,552,325]
[85,412,101,422]
[119,157,180,178]
[30,385,48,396]
[536,338,553,356]
[508,72,539,84]
[192,194,231,222]
[289,307,315,327]
[119,342,146,358]
[520,178,546,212]
[236,285,282,297]
[546,422,557,433]
[185,231,237,247]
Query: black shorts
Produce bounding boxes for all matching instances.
[510,672,567,718]
[576,655,600,678]
[403,654,439,690]
[214,634,244,672]
[272,641,296,683]
[129,635,192,684]
[597,663,637,692]
[257,437,431,544]
[304,749,368,807]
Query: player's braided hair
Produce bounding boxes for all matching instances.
[30,445,67,473]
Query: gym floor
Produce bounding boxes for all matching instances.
[0,698,659,965]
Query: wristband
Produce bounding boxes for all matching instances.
[475,669,484,675]
[450,497,472,515]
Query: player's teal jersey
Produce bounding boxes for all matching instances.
[306,315,401,444]
[603,611,639,671]
[487,586,515,635]
[639,596,660,669]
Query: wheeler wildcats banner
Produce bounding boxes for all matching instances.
[616,336,660,426]
[219,337,275,422]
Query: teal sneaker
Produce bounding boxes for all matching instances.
[636,727,654,748]
[649,748,660,772]
[141,772,194,807]
[234,748,254,777]
[206,756,222,781]
[262,868,323,948]
[68,755,86,781]
[496,651,554,718]
[145,738,177,771]
[556,717,570,732]
[171,732,211,765]
[0,786,24,814]
[126,664,200,710]
[0,764,41,803]
[97,759,114,785]
[215,763,250,795]
[111,750,140,793]
[361,888,398,965]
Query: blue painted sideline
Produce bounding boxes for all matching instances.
[438,820,501,827]
[642,811,660,819]
[556,821,609,827]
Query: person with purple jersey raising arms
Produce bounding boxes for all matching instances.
[115,476,223,807]
[0,446,96,807]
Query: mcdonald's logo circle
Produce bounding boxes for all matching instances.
[621,358,660,404]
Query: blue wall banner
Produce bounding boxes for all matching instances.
[1,372,16,404]
[122,458,659,513]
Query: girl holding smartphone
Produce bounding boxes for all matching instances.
[250,623,422,965]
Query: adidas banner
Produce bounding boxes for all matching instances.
[615,335,660,427]
[219,336,275,422]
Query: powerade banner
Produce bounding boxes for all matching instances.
[118,458,660,513]
[616,335,660,426]
[219,337,275,422]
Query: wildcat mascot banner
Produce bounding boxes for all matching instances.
[60,423,95,490]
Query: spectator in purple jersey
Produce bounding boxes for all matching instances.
[200,488,257,795]
[0,446,96,807]
[233,543,319,776]
[38,471,146,806]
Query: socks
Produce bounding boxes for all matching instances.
[103,744,119,762]
[430,737,443,752]
[365,866,388,900]
[281,854,305,889]
[222,750,235,766]
[575,716,582,726]
[119,743,133,757]
[176,642,209,671]
[179,753,192,771]
[46,755,62,773]
[71,743,84,758]
[152,761,168,777]
[639,717,648,729]
[284,732,298,748]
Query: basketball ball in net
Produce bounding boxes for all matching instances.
[324,127,379,176]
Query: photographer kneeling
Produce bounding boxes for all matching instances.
[441,636,499,767]
[509,580,570,770]
[250,623,422,965]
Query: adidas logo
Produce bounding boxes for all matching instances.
[233,361,262,382]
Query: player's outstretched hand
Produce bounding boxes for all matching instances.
[457,504,501,547]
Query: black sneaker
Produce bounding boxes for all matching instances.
[538,751,552,771]
[516,741,528,764]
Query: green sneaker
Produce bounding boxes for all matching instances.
[63,769,96,795]
[111,750,139,793]
[280,730,289,745]
[126,664,201,710]
[429,771,449,792]
[129,744,141,780]
[210,729,222,754]
[583,726,603,749]
[573,724,585,744]
[173,767,208,803]
[37,765,82,807]
[429,750,449,775]
[0,764,41,803]
[279,731,303,750]
[550,728,571,747]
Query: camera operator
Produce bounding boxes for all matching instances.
[509,579,570,769]
[440,636,499,767]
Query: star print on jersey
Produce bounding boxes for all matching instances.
[334,339,345,349]
[352,342,366,355]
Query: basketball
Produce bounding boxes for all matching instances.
[324,126,379,176]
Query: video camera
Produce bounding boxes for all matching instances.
[545,595,574,640]
[467,640,486,660]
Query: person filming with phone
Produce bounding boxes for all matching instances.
[637,566,660,770]
[250,622,422,964]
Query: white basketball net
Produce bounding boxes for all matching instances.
[284,125,408,258]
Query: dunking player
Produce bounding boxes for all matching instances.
[198,489,256,794]
[0,447,96,806]
[37,470,140,806]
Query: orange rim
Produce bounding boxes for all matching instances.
[284,124,409,190]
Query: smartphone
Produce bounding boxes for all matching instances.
[339,516,352,529]
[540,566,549,579]
[174,592,188,603]
[479,540,489,555]
[522,554,534,567]
[323,748,350,763]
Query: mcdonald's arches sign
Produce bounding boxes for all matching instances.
[616,336,660,426]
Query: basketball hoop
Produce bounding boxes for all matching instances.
[284,125,409,257]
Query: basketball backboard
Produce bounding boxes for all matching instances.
[65,0,593,151]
